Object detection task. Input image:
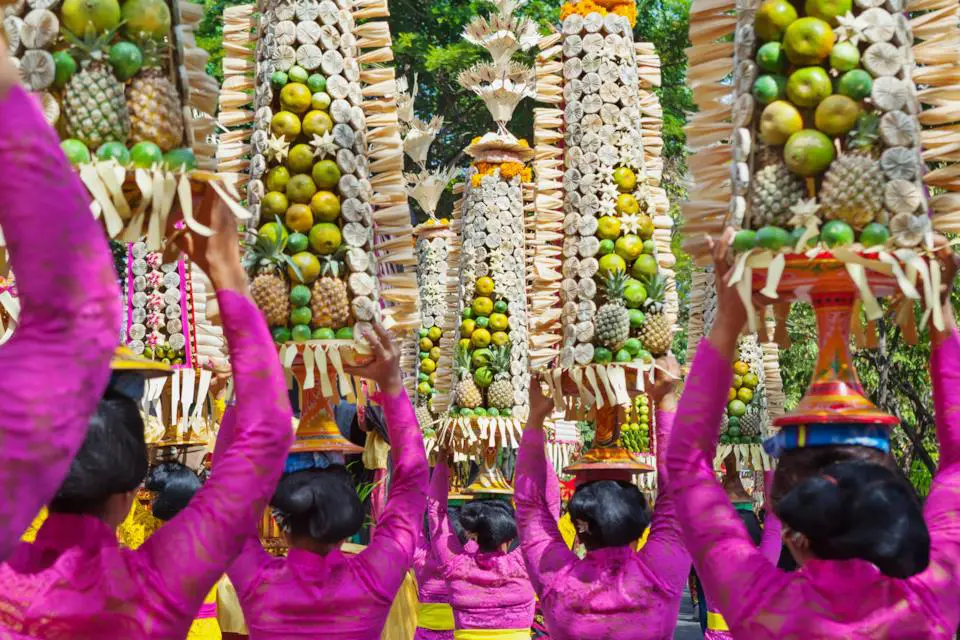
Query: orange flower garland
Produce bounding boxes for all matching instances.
[471,162,534,186]
[559,0,637,27]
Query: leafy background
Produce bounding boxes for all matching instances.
[195,0,943,491]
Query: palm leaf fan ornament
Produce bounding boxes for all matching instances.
[456,61,537,131]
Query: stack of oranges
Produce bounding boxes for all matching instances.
[470,162,534,187]
[560,0,637,26]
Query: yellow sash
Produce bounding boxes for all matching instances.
[707,611,730,631]
[417,603,455,631]
[454,630,530,640]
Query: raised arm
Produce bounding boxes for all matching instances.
[355,384,429,602]
[515,383,575,597]
[758,472,782,565]
[140,198,293,616]
[640,405,692,594]
[0,84,119,560]
[428,458,462,569]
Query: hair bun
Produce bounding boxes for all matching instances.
[777,460,930,578]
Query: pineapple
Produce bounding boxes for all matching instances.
[311,255,351,329]
[740,406,763,438]
[454,344,482,409]
[750,163,806,228]
[820,155,885,229]
[416,403,434,428]
[847,112,881,158]
[639,274,672,356]
[62,29,130,150]
[596,270,630,350]
[127,38,185,152]
[242,229,293,327]
[487,344,514,410]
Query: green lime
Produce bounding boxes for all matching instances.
[96,141,130,165]
[336,327,354,339]
[290,307,312,326]
[821,220,855,247]
[752,74,786,104]
[755,226,791,251]
[307,74,327,93]
[642,239,655,255]
[419,327,429,337]
[163,148,196,172]
[271,71,289,87]
[624,282,648,308]
[313,327,336,340]
[460,408,475,417]
[756,42,787,72]
[599,239,616,255]
[286,232,309,254]
[292,325,312,343]
[290,284,311,307]
[733,230,757,253]
[501,407,512,417]
[493,300,508,314]
[629,309,646,329]
[786,66,832,108]
[784,129,835,177]
[593,347,613,364]
[790,227,818,249]
[860,223,890,248]
[624,338,642,355]
[52,51,78,89]
[288,65,309,84]
[615,349,633,363]
[837,69,873,101]
[61,139,90,166]
[272,327,292,343]
[475,408,488,417]
[108,41,143,81]
[830,41,860,71]
[487,408,500,417]
[631,254,658,279]
[462,308,475,320]
[265,166,291,193]
[311,92,332,111]
[130,141,164,168]
[475,316,489,329]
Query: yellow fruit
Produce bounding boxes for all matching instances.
[729,388,737,401]
[471,297,494,317]
[636,214,655,240]
[597,216,622,240]
[814,94,860,136]
[302,110,333,137]
[420,357,436,373]
[471,328,492,348]
[759,100,803,145]
[488,313,509,332]
[289,252,321,284]
[312,159,341,190]
[612,166,637,192]
[262,191,289,218]
[428,326,442,341]
[279,83,312,114]
[492,331,510,346]
[286,174,317,204]
[783,17,835,65]
[419,337,434,351]
[286,144,315,174]
[429,347,442,360]
[475,276,495,295]
[755,0,798,41]
[429,372,436,384]
[617,193,640,215]
[460,319,476,337]
[284,204,314,232]
[265,166,290,193]
[733,374,743,389]
[733,361,750,375]
[458,338,472,350]
[61,0,121,37]
[271,111,301,140]
[737,387,754,403]
[310,191,341,222]
[308,223,342,255]
[418,381,432,394]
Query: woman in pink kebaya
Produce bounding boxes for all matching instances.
[668,230,960,638]
[0,191,295,638]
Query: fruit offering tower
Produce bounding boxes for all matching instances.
[1,0,231,248]
[431,0,538,493]
[396,77,459,434]
[529,0,679,474]
[683,0,960,440]
[217,0,418,411]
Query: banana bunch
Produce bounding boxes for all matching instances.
[619,393,651,453]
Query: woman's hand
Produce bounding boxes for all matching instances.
[343,324,403,395]
[528,375,554,426]
[167,185,246,294]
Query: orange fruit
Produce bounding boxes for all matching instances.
[460,319,476,337]
[784,129,835,177]
[598,253,627,276]
[262,191,289,218]
[616,193,640,215]
[475,276,495,296]
[488,312,509,332]
[308,223,343,255]
[288,252,321,284]
[312,159,341,189]
[286,174,317,204]
[285,204,314,233]
[804,0,851,26]
[783,17,835,65]
[786,66,832,108]
[265,166,290,193]
[814,95,860,136]
[491,331,510,346]
[755,0,798,41]
[759,100,803,145]
[279,83,312,114]
[271,111,301,140]
[471,297,494,317]
[471,328,492,348]
[310,191,341,222]
[286,144,315,174]
[612,166,637,192]
[597,216,622,240]
[302,110,334,137]
[636,214,655,240]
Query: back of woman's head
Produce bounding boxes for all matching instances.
[568,480,649,551]
[146,462,202,521]
[271,465,363,544]
[459,499,517,552]
[772,445,891,503]
[51,391,147,515]
[775,459,929,578]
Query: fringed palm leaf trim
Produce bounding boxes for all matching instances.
[685,268,711,366]
[190,263,229,373]
[761,308,785,426]
[432,187,465,417]
[216,4,257,191]
[172,0,219,170]
[437,415,524,451]
[682,0,737,263]
[528,31,565,371]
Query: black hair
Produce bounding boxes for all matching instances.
[146,462,203,521]
[50,390,147,515]
[775,459,930,579]
[737,509,763,546]
[772,445,892,504]
[458,499,517,552]
[568,480,650,551]
[448,505,468,546]
[271,465,363,544]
